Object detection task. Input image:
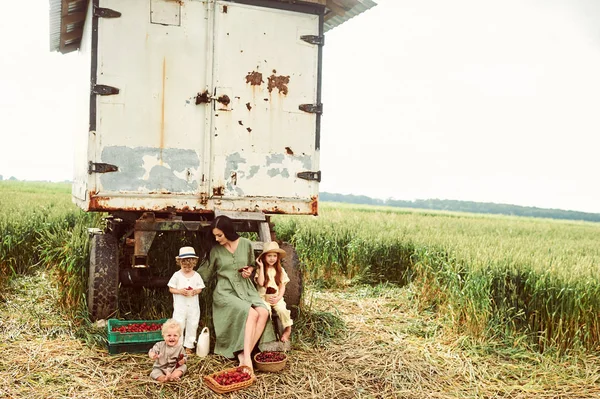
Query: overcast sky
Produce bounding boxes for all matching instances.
[2,0,600,213]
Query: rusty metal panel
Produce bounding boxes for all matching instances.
[74,0,321,215]
[93,0,209,198]
[86,192,317,215]
[210,1,321,202]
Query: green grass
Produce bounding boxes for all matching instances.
[273,202,600,353]
[3,182,600,353]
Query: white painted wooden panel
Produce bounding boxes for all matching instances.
[78,0,321,214]
[210,1,320,201]
[95,0,208,196]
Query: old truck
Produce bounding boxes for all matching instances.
[49,0,376,321]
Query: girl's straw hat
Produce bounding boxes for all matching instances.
[259,241,286,257]
[176,246,198,259]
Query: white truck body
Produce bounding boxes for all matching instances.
[73,0,330,215]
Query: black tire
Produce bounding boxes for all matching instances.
[88,233,119,321]
[280,242,302,320]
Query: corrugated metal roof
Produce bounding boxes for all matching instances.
[49,0,88,53]
[49,0,62,52]
[49,0,377,53]
[324,0,377,32]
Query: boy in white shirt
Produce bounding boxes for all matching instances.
[168,246,205,354]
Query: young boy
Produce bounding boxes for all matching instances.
[168,246,205,354]
[148,319,187,382]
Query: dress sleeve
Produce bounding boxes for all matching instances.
[198,248,217,283]
[281,267,290,285]
[194,272,206,289]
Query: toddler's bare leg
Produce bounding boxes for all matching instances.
[280,326,291,342]
[169,369,183,381]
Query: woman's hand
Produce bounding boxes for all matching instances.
[240,266,253,279]
[268,295,282,305]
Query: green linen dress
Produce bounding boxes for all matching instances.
[199,237,276,359]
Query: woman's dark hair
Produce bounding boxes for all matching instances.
[198,215,240,262]
[211,215,240,241]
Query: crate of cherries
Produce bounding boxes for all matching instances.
[107,318,167,344]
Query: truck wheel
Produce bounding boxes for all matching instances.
[88,233,119,321]
[280,242,302,320]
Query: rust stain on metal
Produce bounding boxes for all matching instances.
[285,147,294,155]
[247,127,252,133]
[265,206,289,214]
[217,95,231,106]
[245,71,264,86]
[223,5,228,13]
[213,186,224,196]
[87,191,119,212]
[267,74,290,95]
[200,192,208,206]
[88,190,213,213]
[195,90,210,104]
[310,195,319,215]
[246,102,252,111]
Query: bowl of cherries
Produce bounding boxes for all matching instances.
[253,351,287,372]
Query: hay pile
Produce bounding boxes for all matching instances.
[1,273,599,399]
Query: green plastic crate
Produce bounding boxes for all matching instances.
[107,318,167,344]
[108,341,158,355]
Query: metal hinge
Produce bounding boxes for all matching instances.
[299,103,323,114]
[88,162,119,174]
[300,35,325,46]
[297,171,321,182]
[93,6,121,18]
[93,84,120,96]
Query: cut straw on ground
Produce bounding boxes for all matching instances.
[1,273,599,399]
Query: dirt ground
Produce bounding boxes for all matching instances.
[1,273,599,399]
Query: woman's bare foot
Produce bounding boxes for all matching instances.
[280,327,291,342]
[237,351,253,373]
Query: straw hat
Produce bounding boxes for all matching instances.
[259,241,286,257]
[176,246,198,259]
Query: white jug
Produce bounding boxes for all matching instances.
[196,327,210,357]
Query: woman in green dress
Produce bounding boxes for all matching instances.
[199,215,272,371]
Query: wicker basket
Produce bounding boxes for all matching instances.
[203,365,255,394]
[253,352,287,372]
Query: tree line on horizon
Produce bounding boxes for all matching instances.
[319,192,600,223]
